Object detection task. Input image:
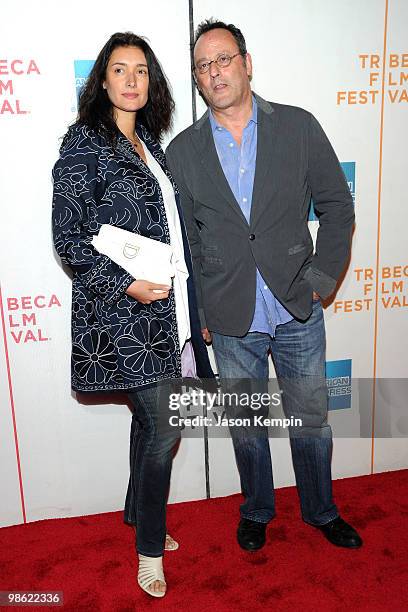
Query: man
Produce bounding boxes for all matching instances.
[166,19,362,552]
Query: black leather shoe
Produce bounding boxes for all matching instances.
[237,518,267,551]
[315,516,363,548]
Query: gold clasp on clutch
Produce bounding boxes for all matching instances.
[123,243,140,259]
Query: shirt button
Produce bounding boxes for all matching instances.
[240,168,245,174]
[242,197,247,203]
[249,234,255,241]
[229,142,234,148]
[264,285,268,290]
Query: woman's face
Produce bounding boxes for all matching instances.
[103,45,149,118]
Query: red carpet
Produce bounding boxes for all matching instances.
[1,470,407,611]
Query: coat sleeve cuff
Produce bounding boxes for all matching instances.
[304,266,337,300]
[81,259,135,306]
[108,272,135,305]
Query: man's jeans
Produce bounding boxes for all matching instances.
[124,383,181,557]
[212,301,339,526]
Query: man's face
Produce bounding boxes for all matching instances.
[193,28,252,112]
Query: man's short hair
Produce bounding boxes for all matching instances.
[193,19,247,56]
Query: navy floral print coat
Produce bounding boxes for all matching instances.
[52,122,213,393]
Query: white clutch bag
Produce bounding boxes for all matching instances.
[92,224,175,286]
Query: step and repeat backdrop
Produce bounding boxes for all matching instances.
[1,0,407,527]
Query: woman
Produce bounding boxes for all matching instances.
[52,32,213,598]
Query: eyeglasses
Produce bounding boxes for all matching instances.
[194,52,242,74]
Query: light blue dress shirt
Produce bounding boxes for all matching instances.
[209,98,293,336]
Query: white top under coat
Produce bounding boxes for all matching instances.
[140,141,191,352]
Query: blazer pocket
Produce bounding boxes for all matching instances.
[201,245,222,266]
[288,243,306,256]
[202,255,223,266]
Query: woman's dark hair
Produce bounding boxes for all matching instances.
[77,32,174,143]
[193,19,247,56]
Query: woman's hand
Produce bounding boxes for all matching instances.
[126,280,171,304]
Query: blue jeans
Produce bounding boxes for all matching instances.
[124,383,181,557]
[212,301,339,526]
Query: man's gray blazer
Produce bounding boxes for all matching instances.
[166,94,355,336]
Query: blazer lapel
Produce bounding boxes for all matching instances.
[250,96,277,226]
[191,114,248,225]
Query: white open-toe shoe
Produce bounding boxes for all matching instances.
[132,526,179,551]
[165,533,179,551]
[138,554,166,598]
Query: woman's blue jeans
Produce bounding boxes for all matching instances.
[124,382,181,557]
[212,301,339,526]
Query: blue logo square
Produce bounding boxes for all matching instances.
[309,162,355,221]
[74,60,95,102]
[326,359,352,410]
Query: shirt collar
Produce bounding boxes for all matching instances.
[209,95,258,133]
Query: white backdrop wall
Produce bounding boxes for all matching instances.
[0,0,406,528]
